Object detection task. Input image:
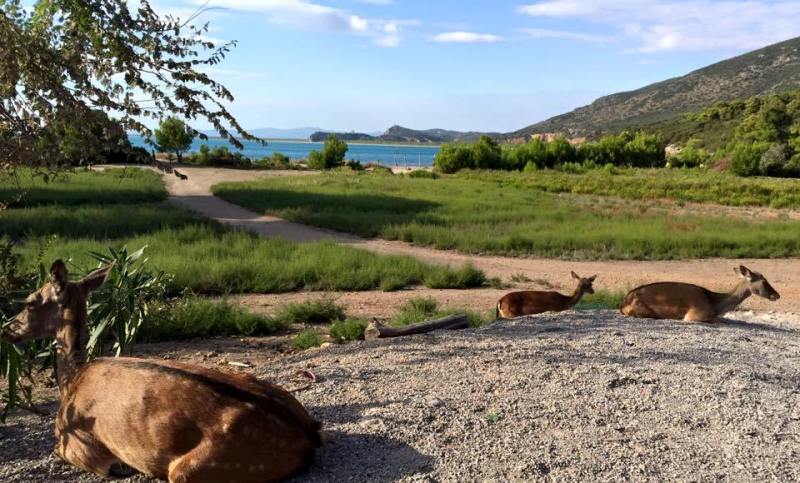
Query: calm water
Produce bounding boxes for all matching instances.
[129,135,440,167]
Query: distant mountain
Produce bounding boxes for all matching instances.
[309,131,375,142]
[310,125,497,144]
[507,36,800,140]
[202,127,325,139]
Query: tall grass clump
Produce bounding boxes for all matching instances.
[330,318,369,343]
[273,298,346,325]
[574,290,627,310]
[143,297,285,341]
[292,329,324,350]
[390,297,487,328]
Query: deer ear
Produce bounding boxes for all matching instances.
[49,260,68,291]
[571,271,580,280]
[80,264,113,293]
[736,265,753,280]
[588,274,597,282]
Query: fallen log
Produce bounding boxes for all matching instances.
[364,313,469,341]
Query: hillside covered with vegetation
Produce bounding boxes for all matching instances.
[508,36,800,139]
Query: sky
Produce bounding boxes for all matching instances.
[151,0,800,133]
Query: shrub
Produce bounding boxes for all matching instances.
[407,169,438,179]
[434,143,473,173]
[273,298,346,325]
[308,135,348,170]
[330,318,369,343]
[187,145,251,168]
[670,140,710,168]
[730,142,768,176]
[471,135,502,170]
[255,152,299,170]
[292,329,324,350]
[759,143,790,176]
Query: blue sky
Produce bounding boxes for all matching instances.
[153,0,800,132]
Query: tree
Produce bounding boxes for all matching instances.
[154,118,194,162]
[0,0,256,171]
[308,135,348,170]
[471,135,502,170]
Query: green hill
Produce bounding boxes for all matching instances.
[508,37,800,139]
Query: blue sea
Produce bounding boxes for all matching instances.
[129,135,440,167]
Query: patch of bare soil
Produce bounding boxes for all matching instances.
[3,310,800,481]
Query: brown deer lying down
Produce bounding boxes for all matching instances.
[1,260,320,483]
[620,265,780,322]
[496,271,596,318]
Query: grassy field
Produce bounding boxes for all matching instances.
[465,168,800,208]
[213,170,800,260]
[1,169,485,293]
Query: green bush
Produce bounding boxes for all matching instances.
[292,329,324,350]
[255,152,302,170]
[273,298,346,325]
[186,144,251,168]
[730,142,768,176]
[308,135,348,170]
[330,318,369,343]
[434,143,474,173]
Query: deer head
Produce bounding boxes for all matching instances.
[735,265,780,301]
[1,260,112,343]
[571,271,597,295]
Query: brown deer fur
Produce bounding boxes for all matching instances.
[1,260,320,482]
[497,272,596,318]
[620,265,780,322]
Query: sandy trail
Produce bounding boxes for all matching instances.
[4,310,800,481]
[161,166,800,313]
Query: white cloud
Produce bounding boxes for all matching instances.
[519,28,612,43]
[195,0,414,47]
[432,31,503,43]
[518,0,800,53]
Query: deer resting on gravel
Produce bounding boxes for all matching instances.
[496,271,596,318]
[1,260,320,483]
[620,265,780,322]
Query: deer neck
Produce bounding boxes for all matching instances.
[54,290,88,396]
[713,279,752,316]
[568,285,587,307]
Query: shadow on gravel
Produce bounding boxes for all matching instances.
[296,430,434,483]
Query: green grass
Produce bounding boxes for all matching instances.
[142,298,284,341]
[213,170,800,260]
[330,318,369,343]
[273,299,346,325]
[292,329,324,350]
[390,297,488,328]
[0,168,166,206]
[465,168,800,209]
[3,169,485,294]
[574,290,626,310]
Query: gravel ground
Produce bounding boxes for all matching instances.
[3,310,800,482]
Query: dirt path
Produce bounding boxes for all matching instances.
[5,310,800,481]
[160,166,800,313]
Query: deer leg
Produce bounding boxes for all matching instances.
[683,307,717,323]
[54,428,120,478]
[167,442,265,483]
[621,297,656,318]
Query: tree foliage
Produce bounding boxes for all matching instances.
[0,0,255,170]
[308,135,348,170]
[154,117,194,162]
